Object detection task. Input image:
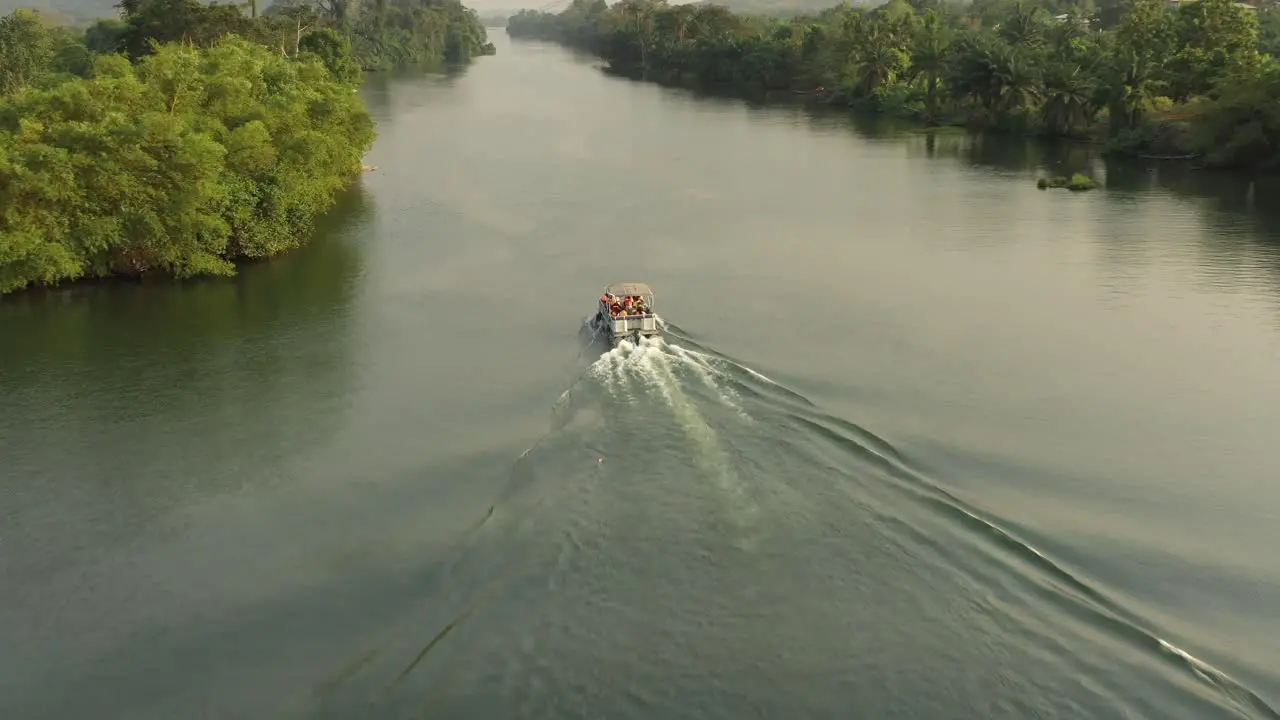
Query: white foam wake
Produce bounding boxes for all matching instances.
[587,336,760,545]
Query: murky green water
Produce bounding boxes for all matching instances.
[3,34,1279,719]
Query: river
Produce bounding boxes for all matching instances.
[3,33,1279,720]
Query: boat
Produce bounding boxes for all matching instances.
[590,282,659,346]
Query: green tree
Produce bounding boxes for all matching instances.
[910,8,952,122]
[1168,0,1261,100]
[1039,15,1104,134]
[998,0,1049,49]
[1192,59,1280,169]
[947,31,1041,120]
[84,18,128,54]
[1260,7,1280,57]
[117,0,255,59]
[850,18,911,98]
[1105,0,1173,135]
[298,26,361,83]
[0,9,55,94]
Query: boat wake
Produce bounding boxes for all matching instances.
[312,316,1279,720]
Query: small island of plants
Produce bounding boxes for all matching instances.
[1037,173,1100,190]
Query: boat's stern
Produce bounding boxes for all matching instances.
[609,313,659,344]
[611,313,658,336]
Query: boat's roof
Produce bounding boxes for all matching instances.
[605,282,653,297]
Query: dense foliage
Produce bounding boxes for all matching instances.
[508,0,1280,171]
[2,0,496,77]
[0,0,496,294]
[102,0,496,71]
[4,0,500,63]
[0,26,371,293]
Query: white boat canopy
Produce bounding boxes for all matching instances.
[605,282,654,299]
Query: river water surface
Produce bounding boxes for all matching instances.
[3,34,1280,720]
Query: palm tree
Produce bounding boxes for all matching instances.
[999,0,1047,49]
[911,9,952,122]
[947,33,1040,120]
[851,22,908,97]
[1041,62,1097,134]
[1103,47,1166,136]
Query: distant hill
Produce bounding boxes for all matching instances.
[0,0,281,24]
[0,0,119,23]
[498,0,879,19]
[0,0,866,27]
[470,3,524,20]
[723,0,875,14]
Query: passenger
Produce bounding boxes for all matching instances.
[610,302,622,316]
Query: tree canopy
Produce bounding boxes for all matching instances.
[508,0,1280,171]
[0,0,495,294]
[98,0,496,70]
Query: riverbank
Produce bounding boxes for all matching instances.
[0,2,494,296]
[591,61,1197,174]
[506,0,1278,172]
